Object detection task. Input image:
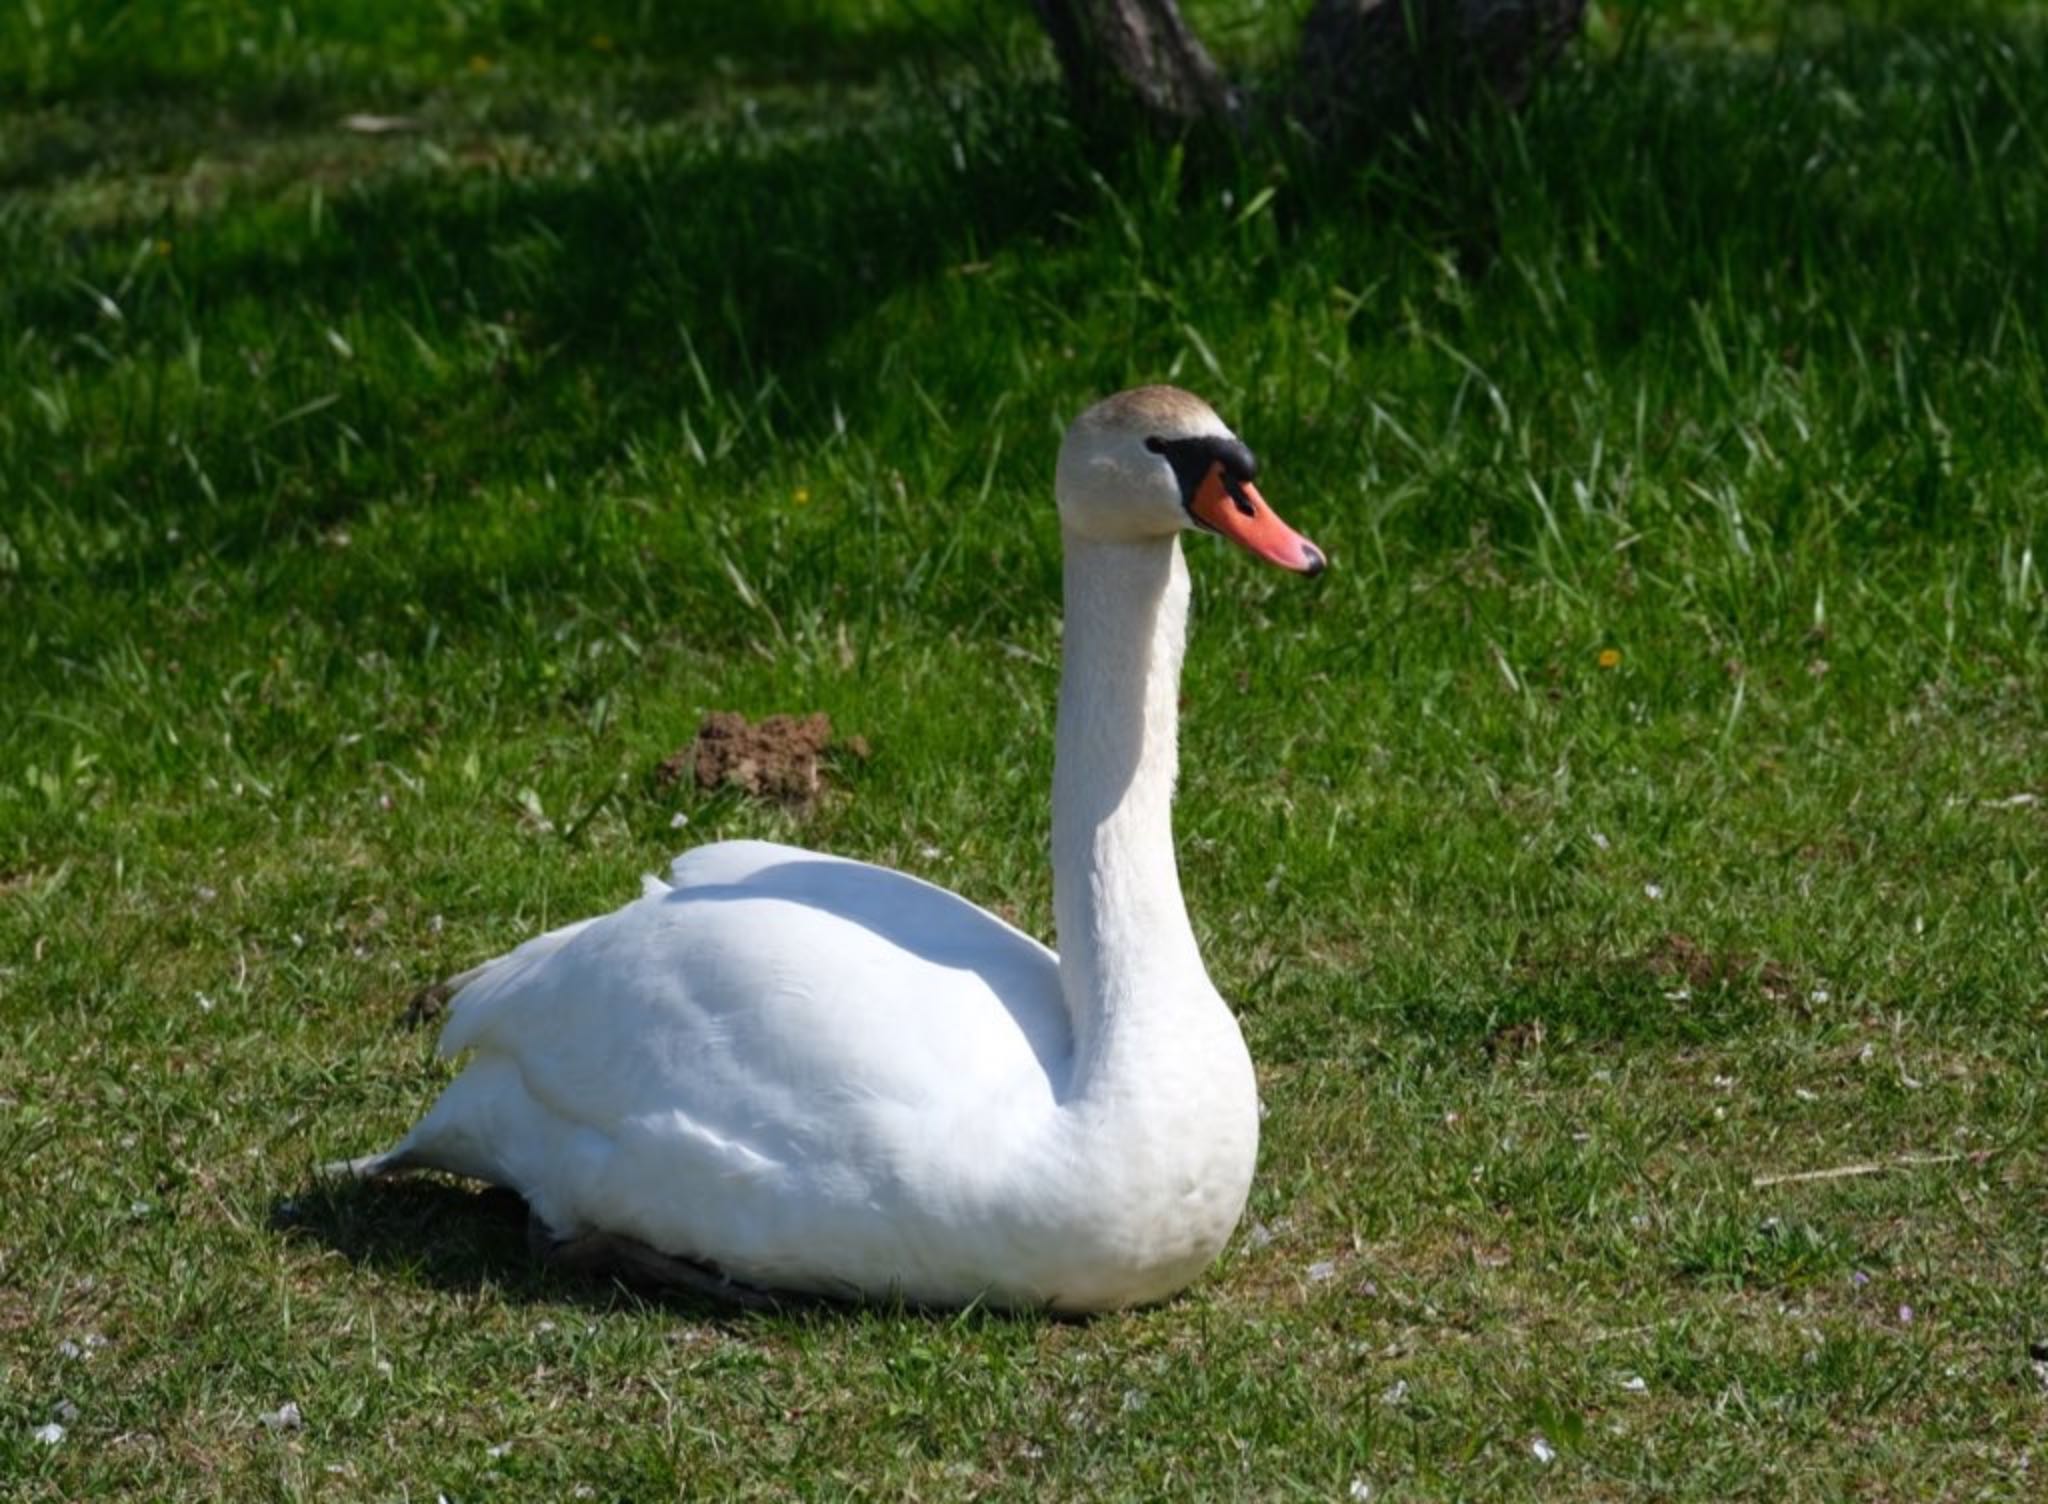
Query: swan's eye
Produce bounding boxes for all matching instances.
[1145,433,1261,522]
[1220,471,1258,518]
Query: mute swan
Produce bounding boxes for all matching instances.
[338,385,1324,1311]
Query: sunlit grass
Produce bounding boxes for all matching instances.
[2,1,2045,1497]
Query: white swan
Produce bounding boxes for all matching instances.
[340,386,1325,1311]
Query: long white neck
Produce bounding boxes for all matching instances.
[1052,532,1211,1100]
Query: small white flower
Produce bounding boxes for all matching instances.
[374,1358,393,1378]
[1589,830,1611,851]
[128,1199,151,1218]
[1620,1375,1648,1393]
[195,991,215,1012]
[1643,882,1664,901]
[57,1339,82,1359]
[1378,1379,1409,1404]
[258,1401,303,1432]
[1349,1480,1373,1501]
[1530,1435,1557,1464]
[917,842,944,860]
[487,1442,511,1458]
[1794,1088,1818,1103]
[1809,988,1830,1004]
[32,1421,65,1446]
[669,812,690,829]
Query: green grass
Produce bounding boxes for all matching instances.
[4,0,2047,1496]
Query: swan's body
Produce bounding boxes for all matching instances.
[347,386,1323,1311]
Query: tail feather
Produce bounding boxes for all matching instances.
[338,902,623,1191]
[435,914,604,1059]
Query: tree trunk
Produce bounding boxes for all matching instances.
[1297,0,1589,141]
[1028,0,1239,129]
[1029,0,1586,145]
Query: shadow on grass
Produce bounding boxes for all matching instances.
[282,1174,1063,1323]
[279,1174,762,1316]
[3,68,1086,600]
[0,0,1004,111]
[6,7,2042,603]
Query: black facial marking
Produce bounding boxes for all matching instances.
[1144,433,1260,527]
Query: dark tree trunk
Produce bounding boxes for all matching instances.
[1297,0,1589,142]
[1028,0,1239,128]
[1030,0,1586,144]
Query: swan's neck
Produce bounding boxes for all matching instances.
[1053,533,1209,1096]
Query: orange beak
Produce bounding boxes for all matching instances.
[1188,464,1325,575]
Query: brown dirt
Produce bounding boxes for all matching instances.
[1643,931,1796,1000]
[657,711,864,807]
[1483,1016,1547,1061]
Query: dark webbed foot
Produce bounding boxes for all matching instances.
[318,1150,417,1180]
[526,1214,786,1310]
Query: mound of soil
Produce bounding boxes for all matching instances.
[659,711,863,807]
[1645,932,1794,1000]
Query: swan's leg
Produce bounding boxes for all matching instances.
[527,1214,783,1310]
[318,1149,418,1180]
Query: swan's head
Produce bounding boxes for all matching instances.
[1055,385,1324,574]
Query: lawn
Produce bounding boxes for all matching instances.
[3,0,2045,1497]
